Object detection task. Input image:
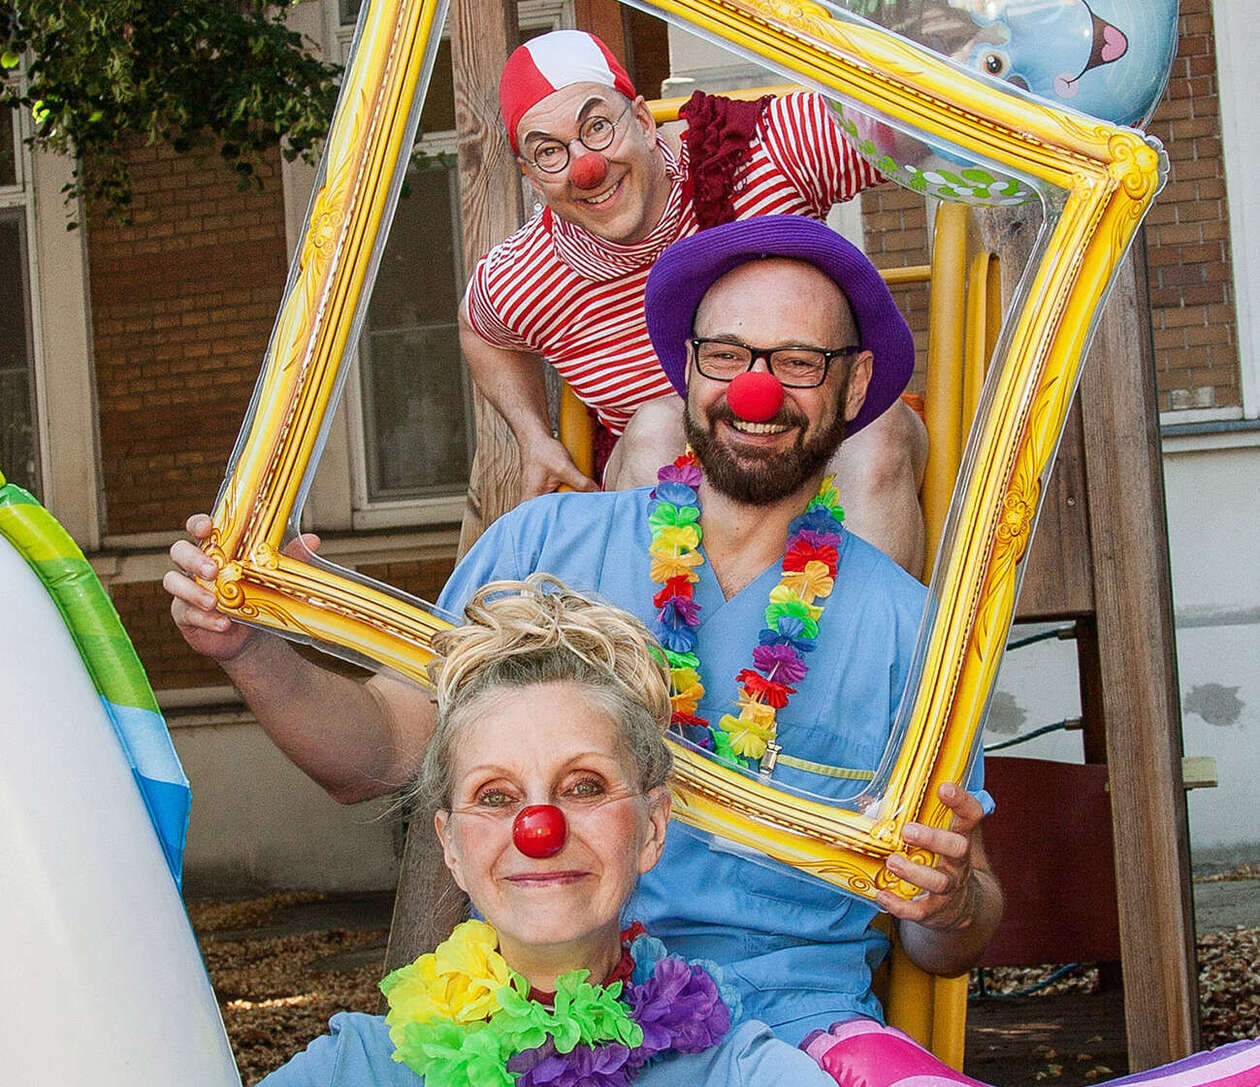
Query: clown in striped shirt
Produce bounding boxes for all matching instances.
[460,30,928,574]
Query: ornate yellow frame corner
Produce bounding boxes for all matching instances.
[204,0,1165,901]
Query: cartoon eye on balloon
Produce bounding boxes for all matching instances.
[979,50,1009,80]
[847,0,1178,128]
[826,0,1178,207]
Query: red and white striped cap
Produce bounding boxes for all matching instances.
[499,30,637,153]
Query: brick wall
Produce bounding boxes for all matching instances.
[860,184,931,390]
[1143,0,1239,412]
[85,139,291,691]
[87,141,289,537]
[112,579,230,692]
[357,558,457,607]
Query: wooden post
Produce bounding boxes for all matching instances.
[1079,240,1200,1067]
[977,208,1197,1061]
[452,0,527,557]
[384,0,523,973]
[573,0,629,60]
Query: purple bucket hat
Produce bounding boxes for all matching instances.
[644,215,915,435]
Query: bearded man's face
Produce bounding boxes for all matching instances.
[683,258,872,504]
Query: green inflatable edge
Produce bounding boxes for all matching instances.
[0,471,160,715]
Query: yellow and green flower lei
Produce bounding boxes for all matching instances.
[381,920,733,1087]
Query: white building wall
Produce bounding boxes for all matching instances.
[1162,438,1260,857]
[173,713,402,895]
[984,439,1260,861]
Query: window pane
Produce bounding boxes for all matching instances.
[0,104,16,186]
[419,38,455,136]
[0,210,39,495]
[360,161,470,501]
[339,0,361,26]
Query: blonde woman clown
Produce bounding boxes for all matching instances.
[256,577,1260,1086]
[260,576,837,1086]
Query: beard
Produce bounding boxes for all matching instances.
[684,390,848,506]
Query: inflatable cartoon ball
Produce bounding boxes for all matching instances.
[842,0,1179,128]
[0,477,240,1085]
[827,0,1179,206]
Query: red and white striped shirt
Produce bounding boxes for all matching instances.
[465,92,881,435]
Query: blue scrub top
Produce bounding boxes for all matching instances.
[438,488,992,1043]
[259,1013,837,1086]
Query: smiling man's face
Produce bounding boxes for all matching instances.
[684,258,873,506]
[515,82,669,245]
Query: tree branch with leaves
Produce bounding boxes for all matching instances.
[1,0,342,219]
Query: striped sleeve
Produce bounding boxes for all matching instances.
[757,92,883,216]
[465,242,537,353]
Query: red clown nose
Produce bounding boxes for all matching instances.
[568,152,608,190]
[512,804,567,858]
[726,370,784,422]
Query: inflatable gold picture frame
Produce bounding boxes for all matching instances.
[205,0,1164,901]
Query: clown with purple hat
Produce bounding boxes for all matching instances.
[457,29,931,576]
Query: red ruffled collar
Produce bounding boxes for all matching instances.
[526,922,644,1005]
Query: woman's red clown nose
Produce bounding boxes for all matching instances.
[727,370,785,422]
[512,804,568,858]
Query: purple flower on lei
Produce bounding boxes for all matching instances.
[509,1039,635,1087]
[657,595,701,630]
[628,936,743,1024]
[656,462,702,488]
[793,526,844,550]
[751,642,809,684]
[625,957,730,1059]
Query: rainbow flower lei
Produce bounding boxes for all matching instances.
[381,920,736,1087]
[649,452,845,767]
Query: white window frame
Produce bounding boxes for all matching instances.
[298,0,571,532]
[0,82,46,498]
[0,73,98,548]
[1212,0,1260,423]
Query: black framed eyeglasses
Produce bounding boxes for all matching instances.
[525,105,633,175]
[689,338,861,389]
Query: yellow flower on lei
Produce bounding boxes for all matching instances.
[815,475,840,510]
[719,711,776,760]
[734,699,776,727]
[649,524,701,554]
[768,583,823,621]
[381,919,512,1031]
[649,549,703,583]
[671,665,702,691]
[671,683,705,716]
[780,560,835,601]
